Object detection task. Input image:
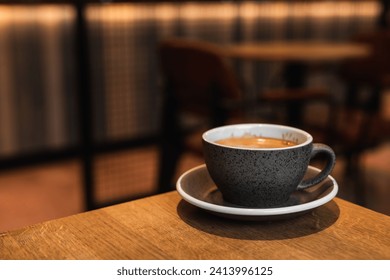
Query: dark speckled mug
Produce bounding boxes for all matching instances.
[202,123,336,208]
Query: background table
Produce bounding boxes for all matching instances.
[223,41,371,125]
[223,42,370,62]
[1,191,389,259]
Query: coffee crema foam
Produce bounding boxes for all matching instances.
[215,135,297,148]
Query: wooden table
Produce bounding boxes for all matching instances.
[223,41,371,126]
[1,191,389,260]
[223,41,370,63]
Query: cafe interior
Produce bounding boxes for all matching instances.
[0,0,389,234]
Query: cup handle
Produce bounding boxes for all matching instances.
[297,143,336,190]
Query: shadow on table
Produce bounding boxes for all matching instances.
[177,200,340,240]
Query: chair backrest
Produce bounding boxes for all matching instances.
[334,29,390,152]
[340,29,390,86]
[158,38,242,126]
[337,29,390,114]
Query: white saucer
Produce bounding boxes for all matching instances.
[176,164,338,221]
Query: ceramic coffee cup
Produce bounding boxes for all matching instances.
[202,123,336,208]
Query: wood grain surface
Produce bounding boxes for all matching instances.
[1,192,389,259]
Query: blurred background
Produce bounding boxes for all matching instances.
[0,0,389,232]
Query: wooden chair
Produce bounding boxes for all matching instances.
[319,29,390,204]
[156,39,243,192]
[156,38,331,192]
[333,29,390,174]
